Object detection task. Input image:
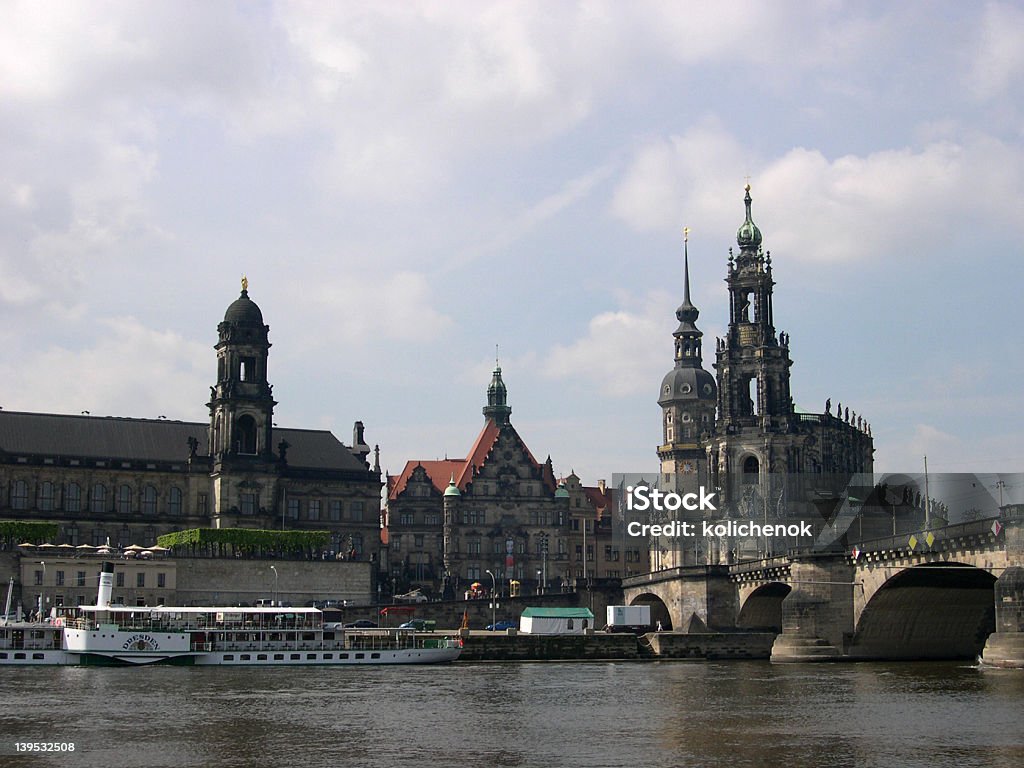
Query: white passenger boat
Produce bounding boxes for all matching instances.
[1,563,461,667]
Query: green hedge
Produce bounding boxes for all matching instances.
[157,528,331,553]
[0,520,59,543]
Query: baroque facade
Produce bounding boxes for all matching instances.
[386,367,640,597]
[0,283,383,562]
[655,188,874,568]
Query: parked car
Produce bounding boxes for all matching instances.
[398,619,435,631]
[486,620,517,631]
[343,620,378,629]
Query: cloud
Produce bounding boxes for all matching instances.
[612,127,1024,264]
[285,271,452,346]
[0,316,209,420]
[969,2,1024,100]
[540,292,677,397]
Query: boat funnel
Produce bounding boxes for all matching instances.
[97,561,115,607]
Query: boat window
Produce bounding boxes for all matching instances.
[33,653,44,660]
[324,653,333,660]
[306,654,317,660]
[371,653,380,659]
[240,654,251,661]
[339,653,348,659]
[290,654,300,660]
[274,654,284,660]
[355,653,364,659]
[257,654,267,660]
[223,655,234,661]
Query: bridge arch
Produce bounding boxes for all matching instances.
[851,562,996,660]
[737,582,791,632]
[629,592,673,631]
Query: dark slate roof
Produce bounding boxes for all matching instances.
[0,411,368,472]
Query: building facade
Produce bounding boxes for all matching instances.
[0,283,383,562]
[387,367,634,597]
[656,188,874,567]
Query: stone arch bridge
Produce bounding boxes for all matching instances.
[623,511,1024,665]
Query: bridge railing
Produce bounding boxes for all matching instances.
[829,515,1003,556]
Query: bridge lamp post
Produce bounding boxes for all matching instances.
[485,569,496,629]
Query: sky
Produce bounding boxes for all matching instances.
[2,1,1023,494]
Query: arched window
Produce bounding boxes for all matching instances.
[117,485,132,515]
[11,480,29,510]
[38,481,55,511]
[236,415,257,455]
[66,482,82,513]
[168,487,182,516]
[142,486,157,515]
[90,484,107,514]
[742,455,759,484]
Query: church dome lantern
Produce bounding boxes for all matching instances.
[736,185,763,251]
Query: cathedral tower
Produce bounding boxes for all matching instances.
[715,185,795,438]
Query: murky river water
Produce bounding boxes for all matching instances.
[0,661,1021,767]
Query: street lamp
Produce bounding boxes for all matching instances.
[484,569,496,629]
[270,565,278,606]
[38,561,45,621]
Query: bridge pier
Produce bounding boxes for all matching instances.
[981,566,1024,668]
[771,554,855,663]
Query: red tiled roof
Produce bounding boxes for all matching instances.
[388,419,557,500]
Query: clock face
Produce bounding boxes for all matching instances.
[681,460,695,474]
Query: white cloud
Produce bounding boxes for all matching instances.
[541,292,677,397]
[0,316,208,420]
[612,128,1024,264]
[969,2,1024,100]
[286,271,452,345]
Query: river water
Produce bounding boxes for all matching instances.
[0,661,1021,767]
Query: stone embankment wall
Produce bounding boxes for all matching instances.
[644,632,776,660]
[458,632,640,661]
[174,558,373,605]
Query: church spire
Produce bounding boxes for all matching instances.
[672,226,703,367]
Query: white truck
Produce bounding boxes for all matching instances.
[605,605,652,633]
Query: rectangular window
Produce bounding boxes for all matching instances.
[77,571,86,587]
[287,498,299,519]
[240,492,257,516]
[414,534,424,549]
[425,513,440,526]
[56,570,65,587]
[116,572,125,588]
[586,545,594,562]
[575,545,583,561]
[469,539,481,555]
[329,501,342,521]
[391,535,401,552]
[34,570,43,586]
[308,500,321,521]
[399,513,414,526]
[136,572,145,588]
[141,487,157,515]
[197,493,208,516]
[157,573,166,588]
[350,501,364,522]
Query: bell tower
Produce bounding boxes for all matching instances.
[715,186,794,434]
[207,277,277,469]
[482,360,512,427]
